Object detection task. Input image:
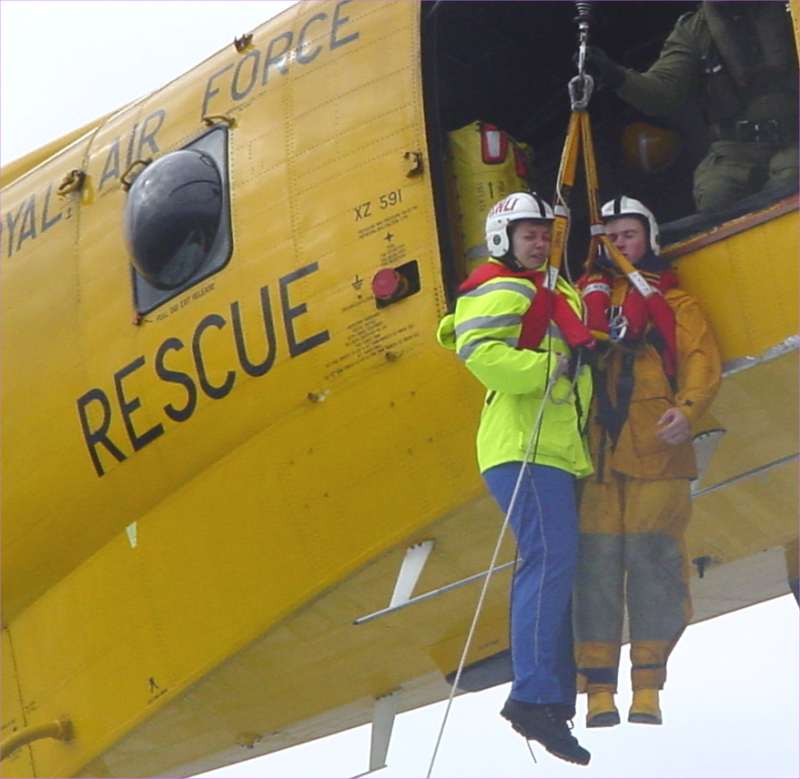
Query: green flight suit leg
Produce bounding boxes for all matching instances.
[693,141,798,212]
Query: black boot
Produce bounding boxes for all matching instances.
[501,699,591,766]
[552,702,577,721]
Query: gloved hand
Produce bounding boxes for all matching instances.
[567,345,595,380]
[575,46,626,90]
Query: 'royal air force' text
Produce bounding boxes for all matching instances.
[1,1,359,260]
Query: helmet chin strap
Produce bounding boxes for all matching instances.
[503,253,526,272]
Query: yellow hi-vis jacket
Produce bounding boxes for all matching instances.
[436,261,593,477]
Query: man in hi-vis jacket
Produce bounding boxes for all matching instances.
[437,192,593,766]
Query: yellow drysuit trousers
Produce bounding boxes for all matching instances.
[574,473,692,691]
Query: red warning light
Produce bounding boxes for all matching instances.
[372,268,408,301]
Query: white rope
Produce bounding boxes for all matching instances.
[425,355,568,778]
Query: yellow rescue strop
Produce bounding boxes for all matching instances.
[548,72,661,315]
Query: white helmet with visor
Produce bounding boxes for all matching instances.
[485,192,554,259]
[601,195,660,253]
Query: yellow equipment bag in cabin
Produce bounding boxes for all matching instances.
[445,121,533,278]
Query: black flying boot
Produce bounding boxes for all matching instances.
[501,699,591,766]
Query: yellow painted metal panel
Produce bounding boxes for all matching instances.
[791,0,800,57]
[691,464,798,564]
[689,353,799,564]
[674,210,799,361]
[699,353,798,487]
[4,1,419,623]
[8,348,484,777]
[9,534,170,778]
[1,137,89,617]
[1,2,446,775]
[288,2,412,119]
[1,631,35,777]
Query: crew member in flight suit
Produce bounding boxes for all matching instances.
[574,196,721,727]
[583,1,798,212]
[437,192,593,765]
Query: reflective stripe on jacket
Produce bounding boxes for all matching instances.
[437,261,593,477]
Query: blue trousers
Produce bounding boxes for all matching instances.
[483,462,578,705]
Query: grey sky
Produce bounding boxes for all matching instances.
[1,2,798,777]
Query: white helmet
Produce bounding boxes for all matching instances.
[601,195,660,253]
[485,192,554,259]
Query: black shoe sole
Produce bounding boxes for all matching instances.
[546,745,591,767]
[587,710,621,728]
[505,720,591,766]
[628,712,662,725]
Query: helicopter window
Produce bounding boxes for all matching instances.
[125,126,232,314]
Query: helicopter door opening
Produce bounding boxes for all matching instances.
[420,0,798,305]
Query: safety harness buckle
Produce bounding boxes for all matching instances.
[608,306,629,343]
[568,74,594,111]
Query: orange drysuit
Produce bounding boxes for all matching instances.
[574,273,721,692]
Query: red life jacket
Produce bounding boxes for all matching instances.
[577,268,679,377]
[459,263,595,350]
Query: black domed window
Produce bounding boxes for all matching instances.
[125,150,222,289]
[126,127,232,314]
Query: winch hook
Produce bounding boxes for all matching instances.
[570,1,594,110]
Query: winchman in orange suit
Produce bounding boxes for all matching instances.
[573,196,722,728]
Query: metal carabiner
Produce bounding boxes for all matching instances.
[608,306,629,343]
[568,73,594,112]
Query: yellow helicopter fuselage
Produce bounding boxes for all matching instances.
[1,2,797,776]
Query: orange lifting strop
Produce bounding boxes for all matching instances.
[545,14,678,374]
[547,77,651,293]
